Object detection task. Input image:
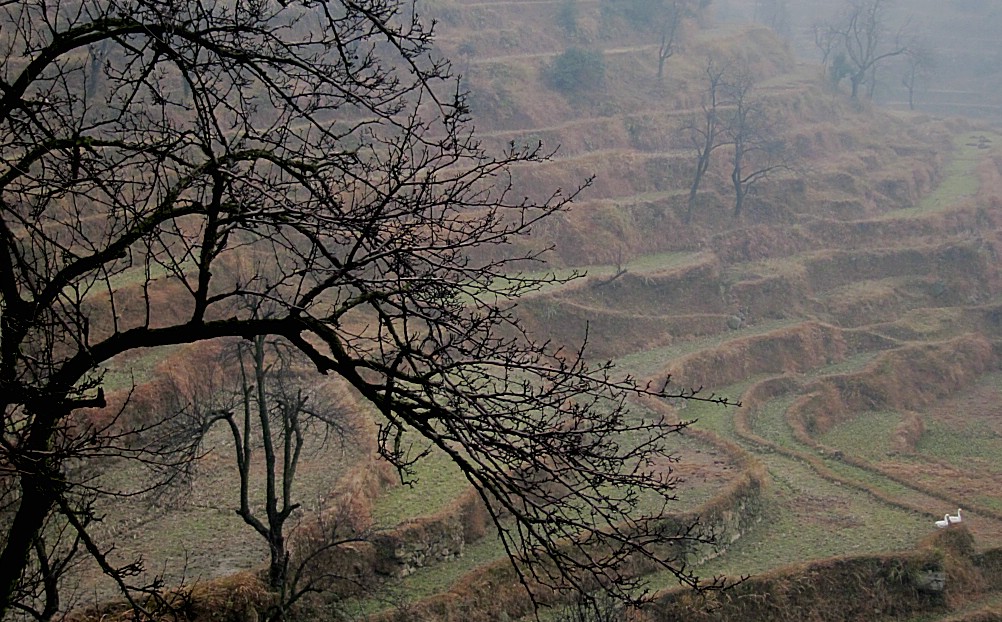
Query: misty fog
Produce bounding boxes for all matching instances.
[716,0,1002,117]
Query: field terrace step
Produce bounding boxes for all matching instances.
[808,277,971,329]
[656,321,876,393]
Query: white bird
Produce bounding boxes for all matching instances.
[948,508,963,524]
[935,514,950,529]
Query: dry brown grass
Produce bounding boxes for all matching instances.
[70,571,273,622]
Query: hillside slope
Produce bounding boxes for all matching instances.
[346,1,1002,620]
[78,2,1002,621]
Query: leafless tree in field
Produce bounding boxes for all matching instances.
[717,67,793,218]
[150,330,362,620]
[656,1,690,82]
[816,0,910,99]
[683,59,727,223]
[901,38,936,111]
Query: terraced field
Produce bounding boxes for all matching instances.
[318,2,1002,620]
[75,2,1002,621]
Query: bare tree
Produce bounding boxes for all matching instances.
[818,0,909,99]
[602,0,697,82]
[152,332,359,620]
[656,1,688,82]
[0,0,733,618]
[718,68,792,218]
[683,59,727,223]
[1,500,86,622]
[813,22,840,82]
[901,39,936,111]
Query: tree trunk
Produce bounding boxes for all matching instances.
[732,148,744,217]
[268,532,287,591]
[906,66,916,110]
[0,406,66,619]
[0,474,58,618]
[686,162,706,223]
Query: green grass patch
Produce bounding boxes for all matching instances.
[804,351,881,378]
[508,252,702,300]
[337,532,509,617]
[372,447,472,528]
[103,258,198,291]
[749,395,799,448]
[388,532,507,602]
[612,319,797,380]
[99,346,180,392]
[720,250,811,285]
[820,456,921,501]
[819,411,901,461]
[915,418,1002,469]
[887,131,993,218]
[872,306,971,341]
[682,379,759,438]
[974,496,1002,513]
[917,134,983,210]
[644,453,928,587]
[623,251,700,273]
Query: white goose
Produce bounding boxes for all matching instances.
[948,508,963,524]
[935,514,950,529]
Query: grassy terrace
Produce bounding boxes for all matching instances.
[884,130,995,218]
[746,394,800,449]
[358,399,739,613]
[340,533,508,618]
[474,251,705,305]
[695,457,929,578]
[347,114,1002,617]
[340,7,1002,617]
[819,411,903,459]
[612,320,798,380]
[372,446,471,529]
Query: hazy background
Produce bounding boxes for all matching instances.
[714,0,1002,118]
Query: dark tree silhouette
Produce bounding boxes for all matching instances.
[683,59,727,223]
[0,0,732,617]
[754,0,791,41]
[718,67,792,218]
[151,331,360,621]
[601,0,699,82]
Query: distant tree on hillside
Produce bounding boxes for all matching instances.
[655,0,689,82]
[151,331,359,620]
[601,0,701,81]
[683,59,728,223]
[901,39,936,111]
[0,0,732,619]
[813,23,840,82]
[816,0,910,99]
[683,60,791,220]
[718,67,793,217]
[556,0,580,34]
[754,0,792,41]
